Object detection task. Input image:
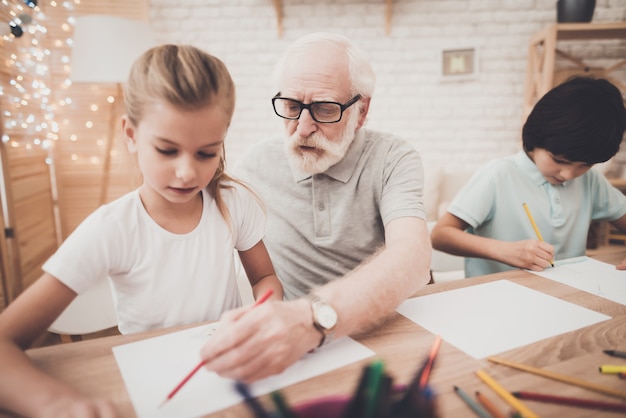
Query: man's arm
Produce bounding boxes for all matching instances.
[313,216,431,336]
[200,217,431,382]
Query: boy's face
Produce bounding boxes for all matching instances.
[528,148,593,185]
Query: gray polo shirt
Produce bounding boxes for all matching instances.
[235,128,425,299]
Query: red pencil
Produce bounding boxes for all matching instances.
[159,289,274,408]
[512,391,626,413]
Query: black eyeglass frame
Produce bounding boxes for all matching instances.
[271,93,362,124]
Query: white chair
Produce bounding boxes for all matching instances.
[427,221,466,283]
[48,276,118,343]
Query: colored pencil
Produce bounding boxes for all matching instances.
[599,365,626,374]
[522,202,554,267]
[604,349,626,359]
[270,390,297,418]
[512,391,626,413]
[476,370,539,418]
[391,336,442,418]
[419,335,442,389]
[488,356,626,400]
[364,359,385,418]
[234,381,271,418]
[454,385,492,418]
[159,289,274,407]
[476,390,507,418]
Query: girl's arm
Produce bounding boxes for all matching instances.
[238,240,283,301]
[0,273,117,417]
[431,212,554,271]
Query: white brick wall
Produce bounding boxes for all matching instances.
[148,0,626,173]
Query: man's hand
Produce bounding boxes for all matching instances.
[200,299,320,382]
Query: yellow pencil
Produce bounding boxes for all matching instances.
[488,357,626,400]
[522,202,554,267]
[599,365,626,374]
[476,370,539,418]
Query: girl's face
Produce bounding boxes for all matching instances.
[528,148,593,185]
[123,101,229,207]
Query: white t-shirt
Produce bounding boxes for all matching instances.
[43,183,266,334]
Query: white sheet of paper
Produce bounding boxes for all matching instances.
[396,279,610,359]
[112,323,374,417]
[528,256,626,306]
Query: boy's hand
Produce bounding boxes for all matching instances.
[501,240,554,271]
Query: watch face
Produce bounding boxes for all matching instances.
[317,304,338,329]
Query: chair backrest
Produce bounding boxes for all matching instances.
[427,221,466,283]
[48,276,118,342]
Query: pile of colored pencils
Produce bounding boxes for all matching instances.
[236,335,442,418]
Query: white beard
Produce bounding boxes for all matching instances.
[284,108,360,174]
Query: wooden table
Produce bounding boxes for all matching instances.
[12,251,626,417]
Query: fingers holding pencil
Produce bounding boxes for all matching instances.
[200,297,321,383]
[522,202,555,268]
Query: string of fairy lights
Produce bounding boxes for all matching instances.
[1,0,89,160]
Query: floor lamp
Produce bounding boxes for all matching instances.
[70,16,154,205]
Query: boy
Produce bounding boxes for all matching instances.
[431,76,626,277]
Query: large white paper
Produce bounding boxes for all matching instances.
[396,279,610,359]
[112,322,374,417]
[529,256,626,306]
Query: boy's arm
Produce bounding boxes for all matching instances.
[431,212,554,271]
[0,273,118,417]
[608,214,626,270]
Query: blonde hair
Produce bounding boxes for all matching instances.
[124,44,247,225]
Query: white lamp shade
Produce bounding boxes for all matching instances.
[70,15,155,84]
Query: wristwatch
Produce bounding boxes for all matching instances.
[306,293,338,347]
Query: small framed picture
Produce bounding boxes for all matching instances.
[441,48,478,80]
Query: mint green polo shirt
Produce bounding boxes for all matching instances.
[448,151,626,277]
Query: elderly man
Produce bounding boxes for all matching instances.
[201,32,431,381]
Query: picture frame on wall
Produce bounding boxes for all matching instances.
[441,47,478,81]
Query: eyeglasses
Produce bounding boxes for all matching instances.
[272,93,361,123]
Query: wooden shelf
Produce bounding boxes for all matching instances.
[523,22,626,120]
[270,0,394,37]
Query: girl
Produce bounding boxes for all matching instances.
[0,44,282,417]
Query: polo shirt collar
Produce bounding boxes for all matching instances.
[290,129,366,183]
[515,150,554,187]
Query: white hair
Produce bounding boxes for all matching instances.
[272,32,376,98]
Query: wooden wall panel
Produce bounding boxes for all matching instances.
[45,2,148,239]
[0,0,148,308]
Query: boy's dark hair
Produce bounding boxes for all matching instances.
[522,76,626,164]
